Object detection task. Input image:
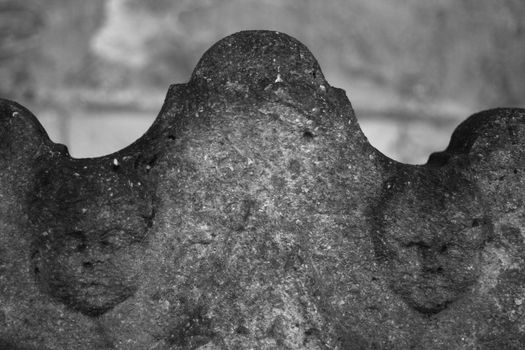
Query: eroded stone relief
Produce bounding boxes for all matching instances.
[0,31,523,349]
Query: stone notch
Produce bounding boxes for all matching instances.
[0,30,524,350]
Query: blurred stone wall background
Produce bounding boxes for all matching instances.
[0,0,524,163]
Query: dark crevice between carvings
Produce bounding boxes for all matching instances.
[410,300,452,316]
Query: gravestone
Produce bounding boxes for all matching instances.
[0,30,524,349]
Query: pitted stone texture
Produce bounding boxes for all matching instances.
[0,30,524,349]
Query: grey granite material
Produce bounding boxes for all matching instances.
[0,30,524,349]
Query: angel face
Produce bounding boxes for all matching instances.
[32,199,151,316]
[30,160,154,316]
[371,171,492,314]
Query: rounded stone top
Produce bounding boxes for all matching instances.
[190,30,326,89]
[0,99,67,163]
[428,108,525,166]
[444,108,524,154]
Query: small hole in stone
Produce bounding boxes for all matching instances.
[303,130,315,139]
[514,169,518,174]
[439,244,448,253]
[67,230,86,239]
[76,243,86,252]
[472,218,482,227]
[168,135,176,140]
[304,328,317,336]
[235,325,250,335]
[82,262,93,269]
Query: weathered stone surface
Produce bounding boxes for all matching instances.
[0,30,524,349]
